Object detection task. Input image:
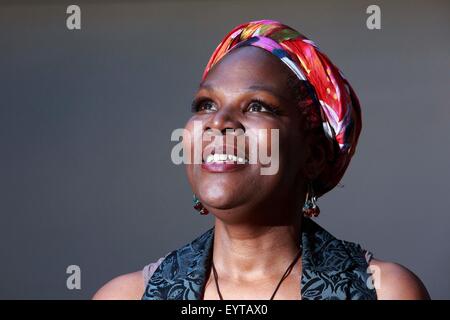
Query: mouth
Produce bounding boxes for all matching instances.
[201,148,249,173]
[204,153,248,164]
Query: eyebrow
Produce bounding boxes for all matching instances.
[198,83,289,102]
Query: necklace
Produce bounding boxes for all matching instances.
[211,246,303,300]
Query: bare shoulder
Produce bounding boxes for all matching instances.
[369,258,430,300]
[92,271,144,300]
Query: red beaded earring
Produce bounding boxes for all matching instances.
[302,182,320,218]
[193,194,209,215]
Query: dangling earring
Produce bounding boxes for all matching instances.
[193,194,209,215]
[302,182,320,218]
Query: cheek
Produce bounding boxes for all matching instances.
[244,117,280,161]
[248,117,304,161]
[274,122,307,177]
[183,119,201,188]
[283,132,308,181]
[183,118,205,163]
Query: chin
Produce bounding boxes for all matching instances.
[197,184,246,211]
[199,192,237,211]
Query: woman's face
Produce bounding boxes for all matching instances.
[185,46,315,222]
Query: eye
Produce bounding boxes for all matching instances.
[191,98,217,113]
[247,99,279,115]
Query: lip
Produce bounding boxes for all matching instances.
[203,143,246,159]
[201,161,248,173]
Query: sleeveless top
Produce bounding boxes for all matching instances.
[142,218,377,300]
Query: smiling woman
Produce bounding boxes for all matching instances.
[93,19,430,300]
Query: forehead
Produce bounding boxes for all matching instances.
[200,46,295,96]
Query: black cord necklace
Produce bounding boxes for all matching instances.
[211,246,303,300]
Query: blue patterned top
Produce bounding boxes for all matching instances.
[142,218,377,300]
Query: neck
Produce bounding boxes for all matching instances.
[211,215,302,282]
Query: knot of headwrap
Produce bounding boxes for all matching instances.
[201,19,362,197]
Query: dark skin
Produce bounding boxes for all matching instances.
[93,46,430,300]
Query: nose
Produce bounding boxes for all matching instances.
[202,105,247,159]
[204,106,245,135]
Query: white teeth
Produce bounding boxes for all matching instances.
[204,153,247,164]
[206,154,214,163]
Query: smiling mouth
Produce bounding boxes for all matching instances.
[204,153,249,164]
[201,150,250,173]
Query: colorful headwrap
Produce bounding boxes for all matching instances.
[202,19,362,197]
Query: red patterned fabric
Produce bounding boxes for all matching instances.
[202,20,362,196]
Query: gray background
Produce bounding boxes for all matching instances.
[0,0,449,299]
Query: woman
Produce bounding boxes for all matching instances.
[93,20,429,300]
